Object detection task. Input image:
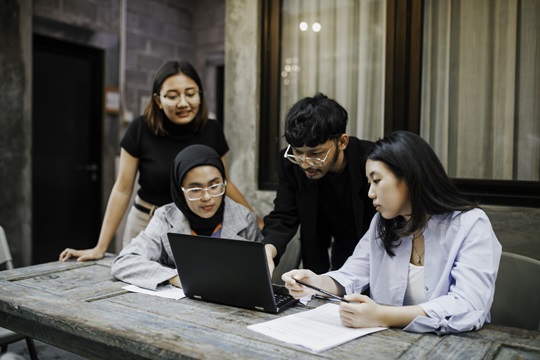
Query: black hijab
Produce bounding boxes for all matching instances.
[171,145,226,236]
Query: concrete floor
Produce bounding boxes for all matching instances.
[2,338,86,360]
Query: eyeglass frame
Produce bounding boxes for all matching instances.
[283,141,335,167]
[181,181,227,201]
[157,90,201,107]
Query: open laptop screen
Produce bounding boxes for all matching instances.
[167,233,297,313]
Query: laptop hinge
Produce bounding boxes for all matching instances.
[255,306,265,311]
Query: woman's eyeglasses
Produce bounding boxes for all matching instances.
[159,91,201,107]
[181,181,226,201]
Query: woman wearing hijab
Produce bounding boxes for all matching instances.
[111,145,262,290]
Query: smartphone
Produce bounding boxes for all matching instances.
[294,278,349,303]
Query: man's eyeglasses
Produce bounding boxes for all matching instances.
[160,91,201,107]
[284,144,332,167]
[181,181,226,201]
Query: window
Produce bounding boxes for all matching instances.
[260,0,540,206]
[260,0,386,188]
[420,0,540,205]
[278,0,386,140]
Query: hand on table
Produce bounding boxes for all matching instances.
[59,247,105,262]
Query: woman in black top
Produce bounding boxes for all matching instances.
[60,60,258,262]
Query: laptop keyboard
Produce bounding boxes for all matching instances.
[274,293,294,307]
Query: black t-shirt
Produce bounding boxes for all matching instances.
[120,116,229,206]
[317,165,357,269]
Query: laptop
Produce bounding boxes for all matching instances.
[167,233,298,314]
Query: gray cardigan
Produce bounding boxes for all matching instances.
[111,198,262,290]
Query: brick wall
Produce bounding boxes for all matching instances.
[33,0,225,131]
[123,0,196,119]
[32,0,225,255]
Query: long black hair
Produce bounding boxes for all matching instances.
[367,131,477,255]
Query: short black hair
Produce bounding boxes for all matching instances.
[284,93,348,147]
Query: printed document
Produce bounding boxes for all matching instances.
[248,303,386,353]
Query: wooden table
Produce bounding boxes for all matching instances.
[0,256,539,359]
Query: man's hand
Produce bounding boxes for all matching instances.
[264,244,277,277]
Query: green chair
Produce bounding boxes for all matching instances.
[0,226,39,359]
[491,251,540,331]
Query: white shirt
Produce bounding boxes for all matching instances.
[326,209,501,334]
[404,264,425,305]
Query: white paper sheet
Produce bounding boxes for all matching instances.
[247,303,387,353]
[123,284,185,300]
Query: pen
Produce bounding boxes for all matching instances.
[294,278,350,303]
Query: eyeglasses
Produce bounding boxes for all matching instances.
[159,91,201,107]
[181,181,226,201]
[284,144,333,167]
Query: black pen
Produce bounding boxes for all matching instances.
[294,278,350,303]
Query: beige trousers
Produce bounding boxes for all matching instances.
[122,196,157,247]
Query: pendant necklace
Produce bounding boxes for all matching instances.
[412,245,424,265]
[412,233,424,265]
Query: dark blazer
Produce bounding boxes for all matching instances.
[262,136,375,274]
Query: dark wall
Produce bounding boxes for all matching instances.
[0,0,32,266]
[0,0,225,267]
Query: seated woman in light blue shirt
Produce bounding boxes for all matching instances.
[282,131,502,334]
[112,145,262,290]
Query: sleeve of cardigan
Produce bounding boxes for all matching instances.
[111,208,178,290]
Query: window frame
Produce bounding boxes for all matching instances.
[259,0,540,207]
[259,0,282,190]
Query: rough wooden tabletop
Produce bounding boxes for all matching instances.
[0,256,539,359]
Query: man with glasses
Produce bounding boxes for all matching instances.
[263,93,375,275]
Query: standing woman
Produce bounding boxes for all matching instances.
[282,131,502,334]
[60,60,258,262]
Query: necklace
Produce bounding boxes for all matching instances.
[412,245,424,265]
[412,233,425,265]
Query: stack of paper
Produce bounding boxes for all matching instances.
[248,303,387,353]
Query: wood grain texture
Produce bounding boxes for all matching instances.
[0,256,539,359]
